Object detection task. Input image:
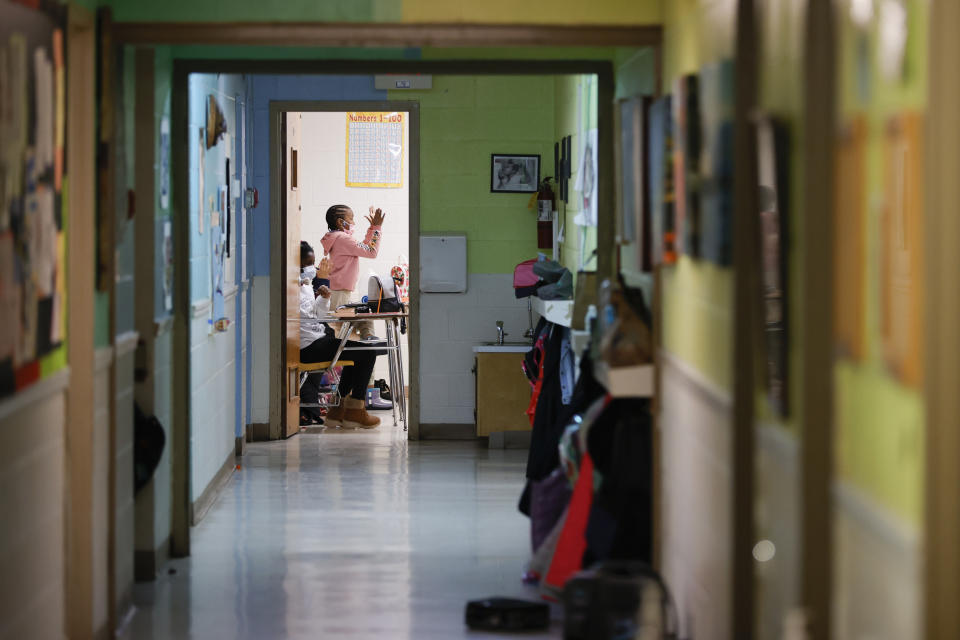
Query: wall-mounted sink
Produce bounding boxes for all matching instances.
[472,342,531,353]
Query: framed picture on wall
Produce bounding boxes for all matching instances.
[757,115,791,417]
[490,154,540,193]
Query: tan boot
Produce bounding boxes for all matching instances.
[342,397,381,429]
[324,400,346,427]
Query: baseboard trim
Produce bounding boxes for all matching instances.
[488,430,532,449]
[94,619,111,640]
[114,589,136,638]
[246,422,270,441]
[420,423,477,440]
[134,535,171,583]
[235,435,247,456]
[190,452,235,525]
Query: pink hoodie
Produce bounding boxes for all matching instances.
[320,225,382,291]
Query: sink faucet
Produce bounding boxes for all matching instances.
[496,321,508,345]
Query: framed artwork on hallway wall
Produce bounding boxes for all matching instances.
[618,95,651,272]
[880,112,924,388]
[490,154,540,193]
[833,116,867,362]
[672,74,701,258]
[698,60,734,266]
[0,0,67,399]
[757,115,791,417]
[648,95,676,265]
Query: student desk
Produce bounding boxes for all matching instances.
[321,311,409,431]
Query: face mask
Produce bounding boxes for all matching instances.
[302,265,317,281]
[340,220,354,235]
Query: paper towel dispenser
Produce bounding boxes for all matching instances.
[420,233,467,292]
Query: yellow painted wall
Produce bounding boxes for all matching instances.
[660,0,736,392]
[402,0,662,25]
[833,0,929,526]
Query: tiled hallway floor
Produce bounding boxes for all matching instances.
[123,424,560,639]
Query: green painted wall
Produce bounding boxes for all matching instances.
[390,75,555,274]
[833,0,929,526]
[105,0,401,23]
[103,0,660,24]
[554,74,598,279]
[660,0,735,392]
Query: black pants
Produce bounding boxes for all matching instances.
[300,335,377,405]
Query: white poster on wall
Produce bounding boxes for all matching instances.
[574,128,598,227]
[159,117,170,209]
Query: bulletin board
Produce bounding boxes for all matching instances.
[345,111,404,188]
[0,0,68,400]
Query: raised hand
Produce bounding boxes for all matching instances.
[366,206,386,227]
[317,256,332,278]
[317,285,331,299]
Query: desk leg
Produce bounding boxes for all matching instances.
[392,319,408,431]
[385,319,399,426]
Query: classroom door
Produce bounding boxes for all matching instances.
[283,112,302,438]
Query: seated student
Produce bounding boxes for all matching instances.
[299,241,380,429]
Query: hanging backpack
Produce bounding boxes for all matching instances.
[367,272,405,313]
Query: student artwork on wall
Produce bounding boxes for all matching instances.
[757,116,791,417]
[197,129,205,235]
[833,115,867,361]
[574,129,598,226]
[490,154,540,194]
[163,220,173,312]
[618,96,651,272]
[880,112,924,387]
[159,116,170,209]
[0,1,67,399]
[648,96,676,265]
[205,95,227,149]
[672,74,701,258]
[698,60,734,265]
[345,111,404,188]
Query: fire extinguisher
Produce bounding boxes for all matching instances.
[537,177,555,250]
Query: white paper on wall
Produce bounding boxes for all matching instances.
[574,128,598,227]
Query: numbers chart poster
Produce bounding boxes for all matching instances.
[345,112,404,188]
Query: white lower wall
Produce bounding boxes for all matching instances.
[833,482,920,640]
[250,275,270,425]
[755,423,801,639]
[190,302,236,503]
[152,326,173,550]
[92,348,112,636]
[419,273,530,425]
[0,375,68,640]
[659,352,733,640]
[115,334,137,615]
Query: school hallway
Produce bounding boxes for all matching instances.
[120,425,559,639]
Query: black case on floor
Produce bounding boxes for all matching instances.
[464,597,550,631]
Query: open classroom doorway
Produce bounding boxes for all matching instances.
[275,103,417,438]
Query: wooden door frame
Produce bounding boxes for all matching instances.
[924,1,960,637]
[269,101,421,440]
[173,57,622,445]
[113,21,660,48]
[800,0,837,638]
[158,28,658,544]
[65,4,97,636]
